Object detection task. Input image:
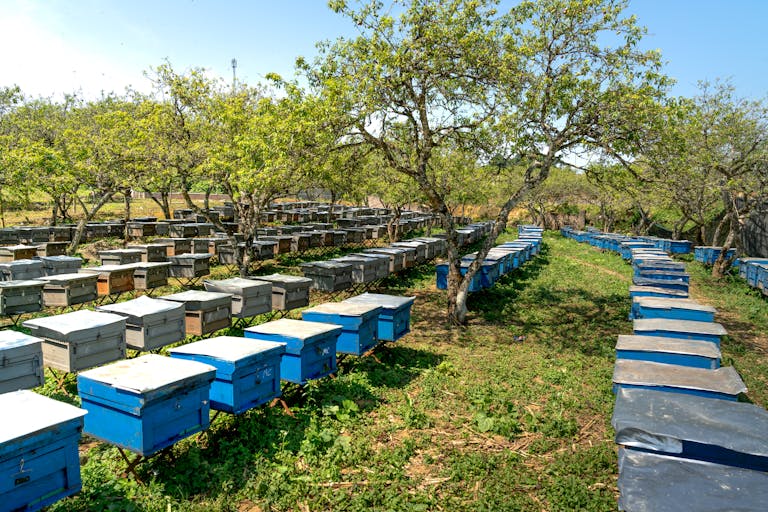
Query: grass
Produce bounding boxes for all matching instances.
[14,231,766,511]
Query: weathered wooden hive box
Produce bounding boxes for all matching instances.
[84,223,110,240]
[0,244,38,262]
[343,293,415,342]
[170,336,286,414]
[173,208,194,220]
[315,231,334,246]
[257,227,278,237]
[631,297,716,322]
[299,261,353,292]
[128,243,168,262]
[36,241,68,257]
[48,226,73,242]
[363,248,405,273]
[302,231,323,248]
[23,310,127,373]
[79,265,135,296]
[0,331,44,393]
[0,280,44,316]
[194,223,214,236]
[330,230,347,246]
[390,241,427,264]
[0,228,19,244]
[252,240,278,259]
[615,334,721,370]
[204,237,230,257]
[99,249,143,266]
[98,296,185,351]
[77,355,215,456]
[350,253,390,280]
[255,274,312,311]
[302,302,381,355]
[17,227,50,244]
[0,259,44,281]
[127,262,170,290]
[204,277,272,318]
[244,319,341,385]
[413,237,447,259]
[153,222,171,236]
[160,290,232,336]
[611,359,746,401]
[127,221,156,238]
[39,255,83,276]
[155,237,192,257]
[613,388,768,472]
[633,318,727,346]
[215,243,240,265]
[0,390,87,512]
[342,228,365,244]
[290,233,311,253]
[331,255,385,283]
[190,238,210,254]
[37,273,98,307]
[168,253,211,279]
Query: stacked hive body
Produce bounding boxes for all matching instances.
[562,226,768,510]
[204,278,272,319]
[161,291,232,337]
[0,331,45,393]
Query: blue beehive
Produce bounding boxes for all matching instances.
[631,298,716,323]
[615,334,721,369]
[668,239,692,254]
[0,331,45,393]
[694,246,737,265]
[613,388,768,471]
[244,319,341,385]
[435,262,483,292]
[343,293,416,342]
[77,355,216,456]
[0,390,86,512]
[612,359,746,401]
[302,302,382,355]
[633,318,726,346]
[169,336,285,414]
[617,448,768,512]
[635,269,690,283]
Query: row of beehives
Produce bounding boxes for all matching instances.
[0,198,453,244]
[300,222,494,292]
[434,225,543,292]
[0,221,493,318]
[0,291,415,512]
[561,226,694,256]
[565,228,768,511]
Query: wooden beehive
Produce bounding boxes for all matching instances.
[77,355,215,456]
[37,273,99,307]
[127,222,156,238]
[204,278,272,318]
[23,310,127,373]
[0,391,86,511]
[254,274,312,311]
[299,261,353,292]
[169,223,199,238]
[79,265,135,295]
[0,245,37,262]
[154,237,192,257]
[0,331,45,393]
[170,336,286,414]
[128,262,170,290]
[160,290,232,336]
[98,296,185,351]
[0,280,44,316]
[126,243,167,262]
[302,302,381,356]
[168,253,211,279]
[244,319,341,385]
[343,293,416,342]
[99,249,143,266]
[35,242,68,257]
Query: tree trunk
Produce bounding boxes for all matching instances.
[711,226,736,278]
[123,189,132,245]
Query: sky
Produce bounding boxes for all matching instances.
[1,0,767,100]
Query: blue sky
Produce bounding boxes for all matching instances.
[1,0,767,100]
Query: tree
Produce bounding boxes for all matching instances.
[308,0,668,324]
